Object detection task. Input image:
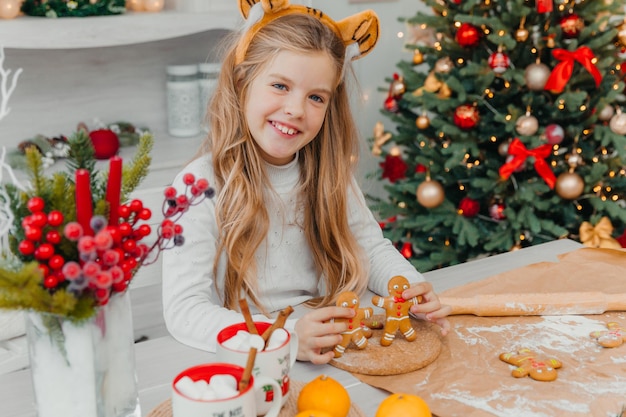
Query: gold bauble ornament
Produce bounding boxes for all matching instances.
[416,115,431,130]
[413,50,424,65]
[555,171,584,200]
[0,0,21,19]
[417,178,445,208]
[515,28,529,42]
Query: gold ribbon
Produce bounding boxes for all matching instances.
[579,217,622,249]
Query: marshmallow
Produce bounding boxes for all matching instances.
[175,376,202,400]
[210,374,239,399]
[266,328,289,350]
[248,334,265,350]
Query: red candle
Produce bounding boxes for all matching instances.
[75,169,94,236]
[106,156,123,226]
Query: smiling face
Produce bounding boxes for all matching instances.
[244,50,336,165]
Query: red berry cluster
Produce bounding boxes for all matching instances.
[17,173,213,306]
[62,198,153,305]
[18,197,67,290]
[145,173,213,263]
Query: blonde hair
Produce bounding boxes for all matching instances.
[198,14,368,312]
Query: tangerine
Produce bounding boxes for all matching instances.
[375,393,431,417]
[295,411,334,417]
[297,375,351,417]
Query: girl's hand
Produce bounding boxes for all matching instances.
[294,306,355,364]
[402,281,452,336]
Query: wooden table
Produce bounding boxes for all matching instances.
[0,239,583,417]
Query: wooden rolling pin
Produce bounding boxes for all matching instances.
[440,291,626,316]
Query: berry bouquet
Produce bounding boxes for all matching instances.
[0,130,212,417]
[0,130,212,321]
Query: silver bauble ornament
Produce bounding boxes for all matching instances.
[516,113,539,136]
[416,179,445,208]
[609,111,626,135]
[498,141,510,156]
[555,171,584,200]
[524,63,551,91]
[598,105,615,121]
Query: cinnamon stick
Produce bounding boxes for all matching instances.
[238,298,259,335]
[261,305,294,348]
[238,347,257,392]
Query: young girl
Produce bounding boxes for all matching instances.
[162,0,450,364]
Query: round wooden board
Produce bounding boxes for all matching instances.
[146,380,366,417]
[329,316,442,376]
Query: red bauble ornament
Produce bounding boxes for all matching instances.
[89,129,120,160]
[488,50,510,74]
[454,104,480,129]
[559,14,584,38]
[400,242,413,258]
[544,124,565,145]
[415,164,427,173]
[489,202,506,221]
[384,96,399,113]
[455,23,481,48]
[458,197,480,217]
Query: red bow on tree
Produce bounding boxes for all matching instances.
[544,46,602,94]
[499,138,556,189]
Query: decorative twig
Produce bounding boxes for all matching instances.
[261,305,294,348]
[238,298,259,335]
[0,46,23,122]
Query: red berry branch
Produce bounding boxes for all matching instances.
[16,173,213,306]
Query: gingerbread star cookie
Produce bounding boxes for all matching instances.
[499,348,562,382]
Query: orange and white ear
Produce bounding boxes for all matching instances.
[336,10,379,60]
[239,0,290,19]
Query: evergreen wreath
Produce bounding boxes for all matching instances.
[21,0,126,18]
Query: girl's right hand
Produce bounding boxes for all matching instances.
[294,306,355,364]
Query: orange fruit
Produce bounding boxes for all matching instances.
[297,375,351,417]
[295,411,334,417]
[375,393,431,417]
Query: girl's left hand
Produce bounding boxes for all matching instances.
[402,281,451,336]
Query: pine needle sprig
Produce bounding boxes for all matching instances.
[121,133,153,199]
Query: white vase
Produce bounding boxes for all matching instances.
[25,291,141,417]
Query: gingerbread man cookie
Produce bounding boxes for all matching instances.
[590,322,626,348]
[371,276,421,347]
[333,291,374,358]
[499,348,562,382]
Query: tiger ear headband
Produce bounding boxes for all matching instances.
[235,0,380,65]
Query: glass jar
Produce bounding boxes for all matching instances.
[166,64,201,137]
[25,291,140,417]
[198,62,221,132]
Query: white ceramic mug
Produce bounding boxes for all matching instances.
[171,363,283,417]
[216,322,297,416]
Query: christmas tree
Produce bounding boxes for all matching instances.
[369,0,626,272]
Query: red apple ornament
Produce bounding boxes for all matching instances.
[89,129,120,160]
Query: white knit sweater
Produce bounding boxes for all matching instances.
[161,154,424,352]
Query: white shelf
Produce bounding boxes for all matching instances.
[0,10,239,49]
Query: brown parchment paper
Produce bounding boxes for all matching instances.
[353,248,626,417]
